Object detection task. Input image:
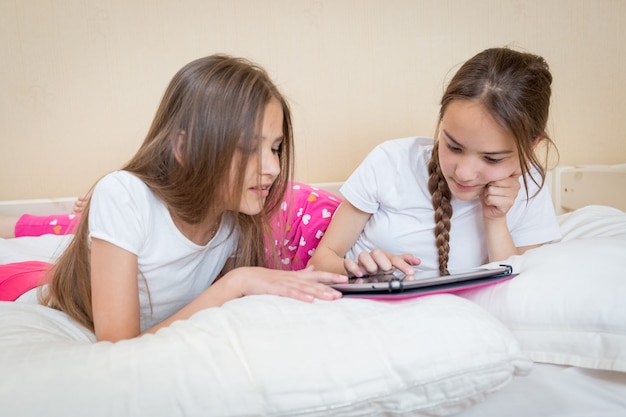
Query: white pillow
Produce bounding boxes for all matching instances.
[0,294,530,417]
[461,205,626,372]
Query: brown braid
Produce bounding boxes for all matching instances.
[427,142,452,275]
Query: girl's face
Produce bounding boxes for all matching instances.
[438,100,521,201]
[236,97,284,215]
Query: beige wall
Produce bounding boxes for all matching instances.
[1,0,625,200]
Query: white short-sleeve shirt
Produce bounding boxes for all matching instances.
[89,171,237,332]
[341,137,561,271]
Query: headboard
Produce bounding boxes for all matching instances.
[551,164,626,214]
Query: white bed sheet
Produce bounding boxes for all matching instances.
[457,364,626,417]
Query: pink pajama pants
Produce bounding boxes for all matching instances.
[268,182,342,270]
[14,213,80,237]
[0,214,78,301]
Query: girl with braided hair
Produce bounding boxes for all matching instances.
[309,47,561,277]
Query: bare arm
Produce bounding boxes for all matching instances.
[90,238,141,342]
[308,201,372,275]
[482,174,544,261]
[308,201,420,276]
[141,265,348,337]
[483,215,518,262]
[90,239,347,342]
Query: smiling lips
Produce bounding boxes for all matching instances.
[452,179,480,192]
[249,185,271,197]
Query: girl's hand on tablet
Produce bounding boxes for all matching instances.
[224,266,347,303]
[343,249,420,278]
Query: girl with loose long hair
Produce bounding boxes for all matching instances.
[36,54,346,342]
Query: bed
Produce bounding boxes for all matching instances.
[0,164,625,417]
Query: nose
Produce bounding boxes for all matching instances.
[454,156,479,182]
[261,148,281,178]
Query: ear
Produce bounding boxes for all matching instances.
[173,130,186,165]
[531,136,543,150]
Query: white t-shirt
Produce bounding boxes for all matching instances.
[341,137,561,271]
[89,171,237,332]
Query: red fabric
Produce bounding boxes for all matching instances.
[0,261,53,301]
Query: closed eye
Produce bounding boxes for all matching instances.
[442,130,510,164]
[271,139,283,155]
[446,142,462,153]
[484,156,504,164]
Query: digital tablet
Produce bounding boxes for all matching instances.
[330,264,514,297]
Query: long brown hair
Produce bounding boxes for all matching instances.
[40,55,294,331]
[428,47,557,274]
